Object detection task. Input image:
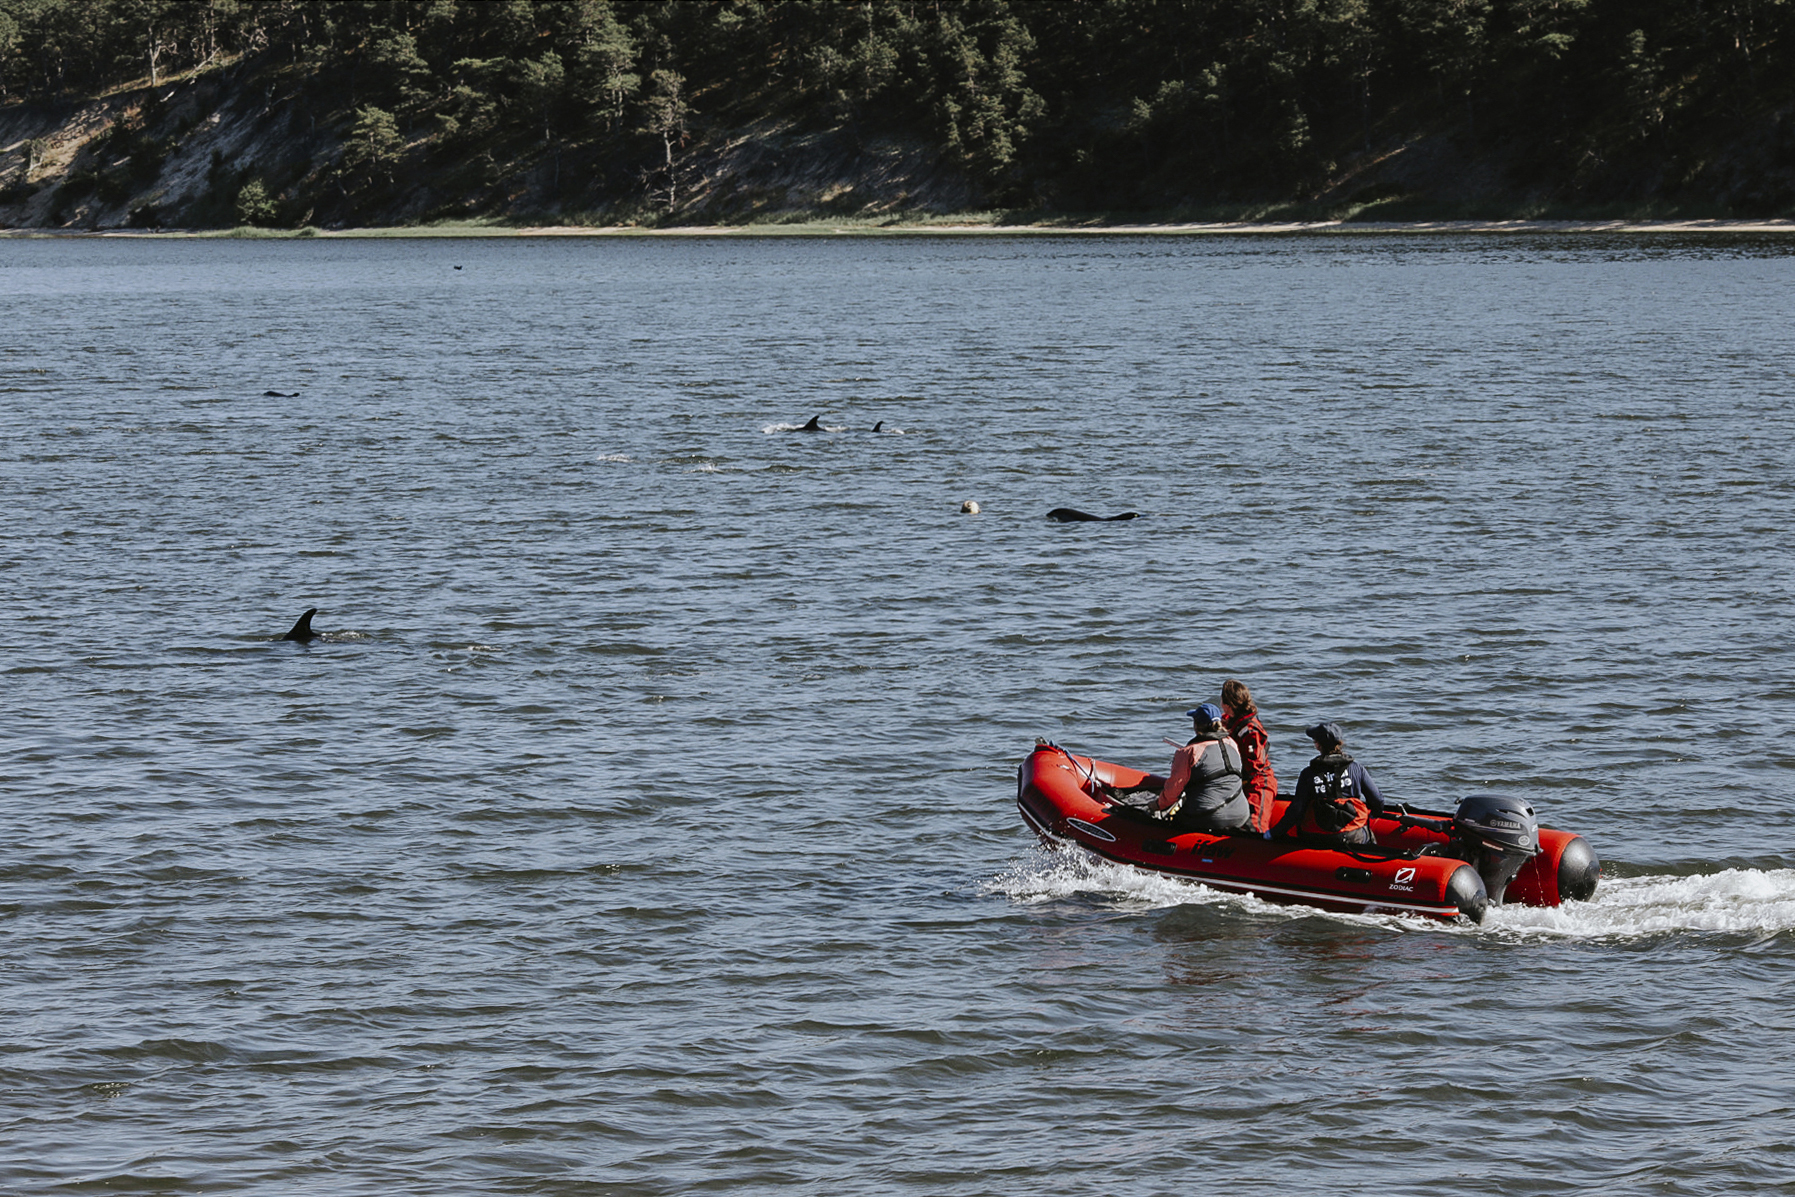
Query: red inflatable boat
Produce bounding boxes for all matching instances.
[1016,740,1600,923]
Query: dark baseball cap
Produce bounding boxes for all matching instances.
[1306,721,1344,748]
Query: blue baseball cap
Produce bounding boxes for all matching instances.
[1186,702,1224,725]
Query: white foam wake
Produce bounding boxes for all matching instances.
[984,847,1293,918]
[763,421,835,433]
[1491,868,1795,939]
[986,848,1795,940]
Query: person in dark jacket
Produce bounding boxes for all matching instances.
[1220,679,1278,834]
[1272,721,1384,845]
[1151,703,1252,834]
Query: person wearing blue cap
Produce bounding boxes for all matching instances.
[1272,721,1386,845]
[1144,702,1251,834]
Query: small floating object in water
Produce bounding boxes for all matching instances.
[961,500,980,514]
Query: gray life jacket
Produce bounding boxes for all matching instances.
[1180,732,1249,828]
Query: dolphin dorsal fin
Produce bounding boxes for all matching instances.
[283,608,318,641]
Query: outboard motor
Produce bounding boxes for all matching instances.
[1453,794,1540,905]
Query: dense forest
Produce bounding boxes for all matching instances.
[2,0,1793,228]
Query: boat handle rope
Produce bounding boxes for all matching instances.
[1039,738,1104,796]
[1036,738,1174,815]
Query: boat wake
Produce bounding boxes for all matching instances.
[1493,867,1795,939]
[986,848,1795,940]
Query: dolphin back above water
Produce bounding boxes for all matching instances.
[789,415,888,433]
[1047,508,1140,522]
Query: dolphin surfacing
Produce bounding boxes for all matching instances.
[282,608,320,642]
[799,415,824,431]
[1047,508,1140,522]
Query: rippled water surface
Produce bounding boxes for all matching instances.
[4,232,1795,1194]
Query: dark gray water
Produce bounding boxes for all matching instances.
[4,232,1794,1195]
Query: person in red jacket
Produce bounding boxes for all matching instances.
[1220,679,1278,834]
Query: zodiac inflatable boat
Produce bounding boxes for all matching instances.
[1016,741,1600,923]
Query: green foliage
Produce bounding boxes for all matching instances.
[518,50,565,141]
[3,0,1794,221]
[927,5,1045,184]
[643,67,689,210]
[64,165,99,195]
[576,7,640,130]
[234,176,277,225]
[343,105,403,184]
[94,165,131,204]
[0,7,20,96]
[364,29,433,110]
[643,67,689,143]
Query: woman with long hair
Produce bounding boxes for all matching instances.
[1220,679,1278,834]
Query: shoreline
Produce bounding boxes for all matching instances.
[6,217,1795,238]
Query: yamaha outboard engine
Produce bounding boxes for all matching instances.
[1453,794,1540,905]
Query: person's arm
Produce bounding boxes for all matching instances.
[1272,769,1310,835]
[1354,763,1385,816]
[1157,744,1196,812]
[1245,720,1278,796]
[1236,724,1263,773]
